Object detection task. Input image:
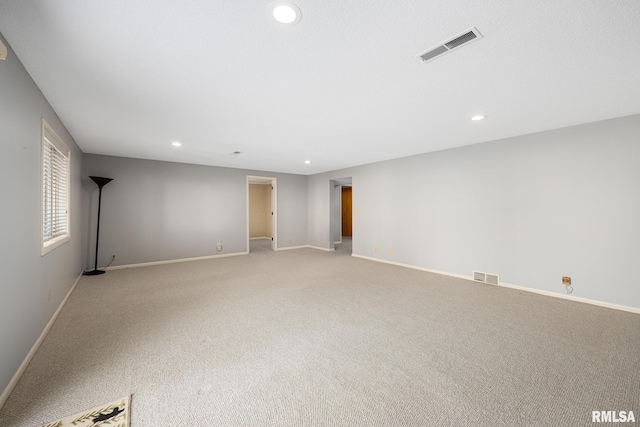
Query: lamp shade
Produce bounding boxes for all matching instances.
[89,176,113,188]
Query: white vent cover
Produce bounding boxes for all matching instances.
[485,273,499,286]
[473,270,500,286]
[417,27,483,63]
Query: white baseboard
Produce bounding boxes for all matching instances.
[276,245,309,251]
[351,254,470,281]
[103,246,336,266]
[351,254,640,315]
[276,245,336,252]
[0,272,83,410]
[496,281,640,314]
[307,245,335,252]
[105,251,248,271]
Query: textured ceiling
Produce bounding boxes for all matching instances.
[1,0,639,175]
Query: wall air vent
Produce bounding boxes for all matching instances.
[473,270,500,286]
[485,273,499,286]
[473,271,486,282]
[417,27,483,64]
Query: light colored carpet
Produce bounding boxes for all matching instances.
[335,236,352,254]
[250,237,272,252]
[0,247,638,426]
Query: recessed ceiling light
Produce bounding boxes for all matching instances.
[304,160,311,164]
[172,141,182,147]
[270,2,302,24]
[471,115,486,121]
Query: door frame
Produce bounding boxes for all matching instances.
[330,177,352,250]
[246,175,278,252]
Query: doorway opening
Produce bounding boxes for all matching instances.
[332,177,352,254]
[341,186,352,238]
[247,176,277,253]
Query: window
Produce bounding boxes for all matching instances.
[41,119,70,255]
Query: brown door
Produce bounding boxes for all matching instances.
[341,187,352,237]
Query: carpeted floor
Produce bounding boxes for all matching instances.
[0,247,638,426]
[335,236,352,255]
[250,238,273,253]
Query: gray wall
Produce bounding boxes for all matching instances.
[82,155,308,267]
[309,114,640,309]
[2,22,639,404]
[0,33,83,397]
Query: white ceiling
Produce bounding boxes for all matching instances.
[1,0,639,175]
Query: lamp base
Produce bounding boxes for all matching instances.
[83,269,106,276]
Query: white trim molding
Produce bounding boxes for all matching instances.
[0,272,83,410]
[307,245,335,252]
[105,251,248,271]
[276,245,310,251]
[351,254,640,315]
[496,281,640,315]
[277,245,335,252]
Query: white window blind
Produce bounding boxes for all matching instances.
[42,120,70,255]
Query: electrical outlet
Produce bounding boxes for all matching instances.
[374,247,380,253]
[111,254,116,260]
[388,249,393,255]
[562,276,572,285]
[47,289,51,302]
[217,242,222,251]
[0,39,7,61]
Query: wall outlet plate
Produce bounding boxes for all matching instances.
[562,276,572,285]
[0,39,7,60]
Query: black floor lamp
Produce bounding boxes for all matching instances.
[84,176,113,276]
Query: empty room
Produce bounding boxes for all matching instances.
[1,1,639,426]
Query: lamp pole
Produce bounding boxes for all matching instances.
[84,176,113,275]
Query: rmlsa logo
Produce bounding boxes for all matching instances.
[592,411,635,423]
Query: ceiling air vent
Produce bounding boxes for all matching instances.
[417,27,483,64]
